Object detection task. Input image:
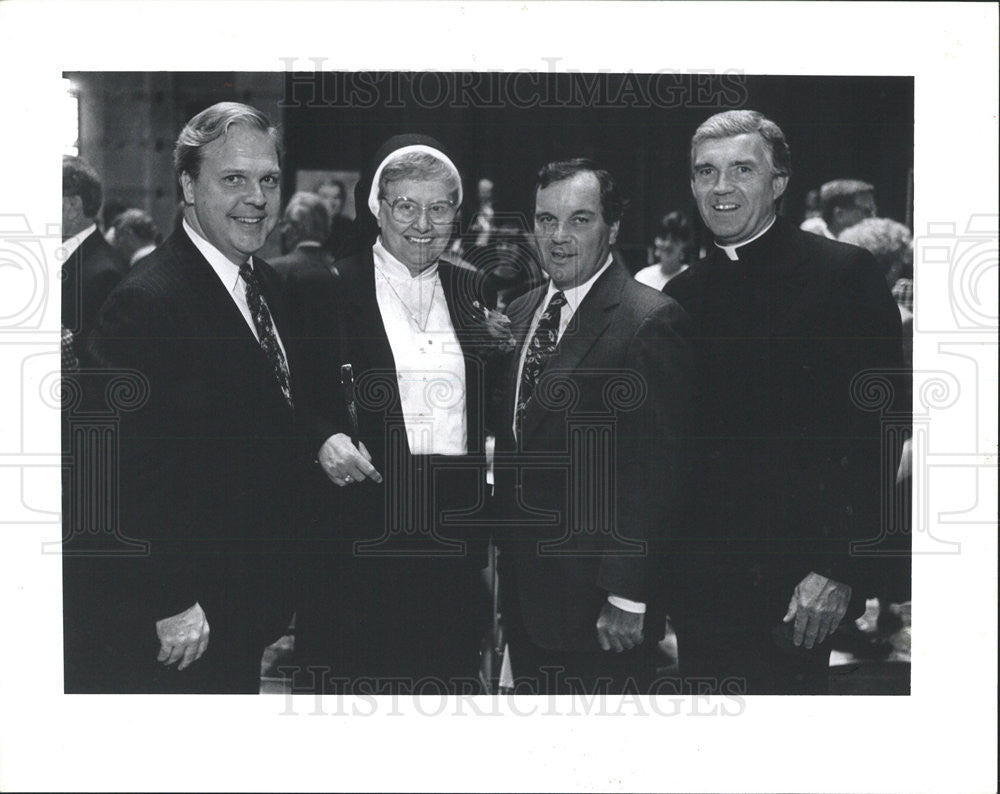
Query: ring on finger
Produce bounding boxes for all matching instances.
[344,474,353,482]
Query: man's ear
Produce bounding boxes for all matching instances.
[772,173,789,202]
[180,171,195,206]
[609,220,620,246]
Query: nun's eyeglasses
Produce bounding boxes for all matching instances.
[382,196,458,225]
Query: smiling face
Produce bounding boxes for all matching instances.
[377,177,455,275]
[534,171,619,290]
[180,124,281,265]
[691,132,788,246]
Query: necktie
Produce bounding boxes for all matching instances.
[516,290,566,434]
[239,263,293,409]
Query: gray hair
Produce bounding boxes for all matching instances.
[690,109,792,178]
[838,216,912,276]
[174,102,282,181]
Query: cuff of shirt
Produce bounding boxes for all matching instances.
[607,594,646,614]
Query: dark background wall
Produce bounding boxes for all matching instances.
[67,72,912,267]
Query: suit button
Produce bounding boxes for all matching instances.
[845,504,854,516]
[841,456,850,469]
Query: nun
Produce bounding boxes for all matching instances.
[286,135,494,693]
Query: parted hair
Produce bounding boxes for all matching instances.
[174,102,282,181]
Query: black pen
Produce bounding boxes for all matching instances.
[340,363,360,448]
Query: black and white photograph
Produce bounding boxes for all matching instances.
[0,2,996,792]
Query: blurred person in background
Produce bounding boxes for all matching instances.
[316,177,357,260]
[61,155,126,362]
[635,210,693,290]
[111,208,161,268]
[270,191,335,283]
[820,178,877,238]
[799,188,832,238]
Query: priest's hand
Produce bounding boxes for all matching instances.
[596,602,644,652]
[156,602,210,670]
[782,571,852,649]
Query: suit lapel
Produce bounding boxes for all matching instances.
[518,264,625,440]
[169,231,291,409]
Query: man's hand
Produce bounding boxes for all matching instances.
[782,571,852,649]
[596,602,644,652]
[317,433,382,487]
[155,602,210,670]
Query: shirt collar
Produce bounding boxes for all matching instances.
[373,237,439,281]
[61,224,97,259]
[183,218,251,293]
[130,243,157,266]
[714,216,776,261]
[543,254,614,314]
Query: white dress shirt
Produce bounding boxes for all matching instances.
[514,255,645,615]
[634,263,688,291]
[130,243,157,266]
[182,219,290,364]
[373,239,468,456]
[60,223,97,260]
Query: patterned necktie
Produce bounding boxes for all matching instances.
[239,263,293,409]
[516,290,566,434]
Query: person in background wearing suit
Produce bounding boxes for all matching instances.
[316,177,358,260]
[270,190,336,284]
[663,110,903,694]
[69,102,299,693]
[61,156,126,362]
[286,134,492,694]
[495,159,693,694]
[111,208,161,268]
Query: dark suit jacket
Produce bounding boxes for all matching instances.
[283,248,496,677]
[61,227,126,361]
[663,218,904,626]
[269,243,336,286]
[68,229,299,686]
[495,262,694,652]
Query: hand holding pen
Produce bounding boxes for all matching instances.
[314,363,383,487]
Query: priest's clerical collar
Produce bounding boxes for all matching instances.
[714,216,776,261]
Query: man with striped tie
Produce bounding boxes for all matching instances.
[494,159,693,694]
[71,103,299,693]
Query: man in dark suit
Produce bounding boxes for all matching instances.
[270,190,337,284]
[663,110,904,694]
[61,156,126,361]
[495,159,693,694]
[67,102,298,693]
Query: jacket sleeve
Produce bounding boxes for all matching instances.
[596,299,695,602]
